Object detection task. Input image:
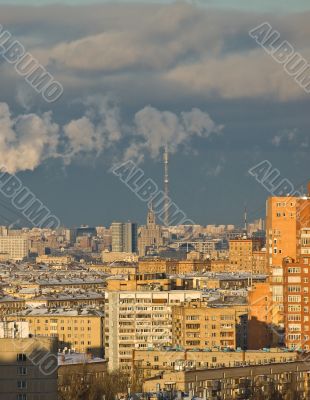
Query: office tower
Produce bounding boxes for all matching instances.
[138,206,163,256]
[111,222,137,253]
[64,228,77,244]
[0,235,29,260]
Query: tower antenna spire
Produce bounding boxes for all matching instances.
[244,203,247,233]
[163,144,169,227]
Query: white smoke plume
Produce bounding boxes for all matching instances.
[0,102,59,173]
[124,106,223,160]
[0,97,222,173]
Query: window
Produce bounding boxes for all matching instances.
[17,367,27,375]
[17,381,27,389]
[17,354,26,362]
[17,395,27,400]
[288,286,301,292]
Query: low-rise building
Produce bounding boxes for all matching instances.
[58,352,107,397]
[132,348,298,380]
[36,255,73,265]
[142,360,309,399]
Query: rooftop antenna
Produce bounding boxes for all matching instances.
[244,203,247,233]
[163,144,169,227]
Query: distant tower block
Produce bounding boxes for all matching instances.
[163,144,169,227]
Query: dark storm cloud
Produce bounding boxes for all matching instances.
[1,2,310,106]
[0,2,309,226]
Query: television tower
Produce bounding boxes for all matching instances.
[244,203,248,233]
[163,145,169,227]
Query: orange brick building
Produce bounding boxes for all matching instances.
[229,238,262,272]
[248,282,273,349]
[266,183,310,344]
[283,256,310,350]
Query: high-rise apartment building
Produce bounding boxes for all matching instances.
[266,186,310,341]
[0,235,29,260]
[282,218,310,350]
[104,290,203,371]
[111,222,138,253]
[283,255,310,350]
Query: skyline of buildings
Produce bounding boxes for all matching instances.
[1,1,309,398]
[0,180,309,398]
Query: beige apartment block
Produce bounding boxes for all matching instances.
[35,255,73,265]
[0,336,58,400]
[106,273,173,292]
[9,308,104,357]
[104,290,203,372]
[138,259,210,275]
[252,249,268,274]
[172,300,248,350]
[0,235,29,260]
[0,295,26,317]
[132,348,298,380]
[143,361,310,399]
[229,238,262,273]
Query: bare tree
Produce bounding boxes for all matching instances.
[58,367,130,400]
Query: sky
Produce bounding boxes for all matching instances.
[0,0,309,228]
[1,0,310,13]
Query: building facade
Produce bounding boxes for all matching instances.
[111,222,138,253]
[138,207,163,256]
[172,300,248,350]
[0,326,58,400]
[104,290,203,372]
[0,235,29,260]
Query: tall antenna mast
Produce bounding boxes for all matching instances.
[244,203,247,233]
[164,144,169,227]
